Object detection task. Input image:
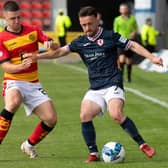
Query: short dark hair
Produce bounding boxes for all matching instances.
[3,1,20,11]
[78,6,97,18]
[146,18,152,22]
[120,3,129,7]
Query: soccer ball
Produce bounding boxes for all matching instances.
[101,141,125,163]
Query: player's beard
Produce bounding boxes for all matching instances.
[86,30,96,37]
[86,32,93,37]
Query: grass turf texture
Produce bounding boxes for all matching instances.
[0,61,168,168]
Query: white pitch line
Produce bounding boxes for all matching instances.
[60,63,168,109]
[125,87,168,108]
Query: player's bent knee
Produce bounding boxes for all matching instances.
[45,119,57,128]
[49,117,57,127]
[44,113,57,127]
[110,113,125,124]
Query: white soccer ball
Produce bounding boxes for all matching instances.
[101,141,126,163]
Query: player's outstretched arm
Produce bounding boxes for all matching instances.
[23,46,69,61]
[129,41,163,66]
[1,58,32,73]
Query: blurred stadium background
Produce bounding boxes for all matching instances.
[0,0,168,49]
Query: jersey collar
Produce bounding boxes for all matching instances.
[5,25,23,34]
[87,27,103,42]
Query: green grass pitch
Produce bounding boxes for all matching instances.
[0,61,168,168]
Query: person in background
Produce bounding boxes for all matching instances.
[0,16,6,31]
[24,6,163,163]
[141,18,163,53]
[0,1,59,158]
[113,3,138,82]
[55,9,72,47]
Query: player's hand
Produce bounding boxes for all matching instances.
[23,53,37,62]
[21,58,32,69]
[152,57,163,66]
[50,43,60,50]
[44,41,60,50]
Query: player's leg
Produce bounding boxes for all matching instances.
[20,83,57,158]
[0,84,22,144]
[59,36,66,47]
[125,49,134,83]
[80,89,107,162]
[108,98,146,144]
[30,100,57,144]
[119,54,125,79]
[107,90,155,158]
[146,45,155,53]
[80,99,101,162]
[117,49,126,79]
[21,100,57,158]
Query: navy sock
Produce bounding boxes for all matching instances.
[81,121,98,153]
[120,117,145,146]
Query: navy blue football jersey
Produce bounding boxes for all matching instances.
[68,28,130,90]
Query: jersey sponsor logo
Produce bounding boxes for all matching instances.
[7,42,17,47]
[119,36,127,43]
[0,51,3,57]
[97,39,104,46]
[4,31,37,51]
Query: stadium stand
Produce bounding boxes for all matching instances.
[21,10,32,18]
[0,0,52,30]
[32,19,43,27]
[42,1,51,9]
[21,18,32,26]
[43,10,51,18]
[31,2,42,9]
[32,10,43,18]
[20,2,31,9]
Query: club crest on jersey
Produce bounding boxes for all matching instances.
[29,34,36,41]
[97,39,104,46]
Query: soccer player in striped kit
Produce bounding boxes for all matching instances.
[0,1,59,158]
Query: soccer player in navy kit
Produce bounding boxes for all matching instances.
[24,6,163,162]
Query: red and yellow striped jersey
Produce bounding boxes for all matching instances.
[0,25,51,82]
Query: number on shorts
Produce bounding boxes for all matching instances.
[38,88,47,95]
